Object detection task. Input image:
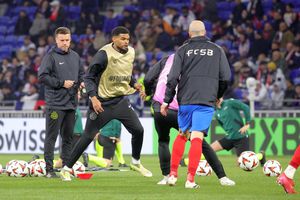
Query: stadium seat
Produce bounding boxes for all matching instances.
[217,2,232,11]
[145,51,153,63]
[0,25,6,35]
[156,51,165,61]
[4,35,17,45]
[218,11,231,20]
[68,6,81,20]
[6,26,15,35]
[0,16,10,26]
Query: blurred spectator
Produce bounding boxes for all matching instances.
[29,11,49,39]
[163,5,179,29]
[284,79,295,106]
[154,25,174,52]
[75,12,92,35]
[141,26,157,51]
[48,0,65,32]
[270,83,284,109]
[272,0,285,14]
[36,37,48,57]
[177,6,195,32]
[256,61,272,87]
[250,31,270,59]
[262,22,275,46]
[238,33,250,58]
[0,0,8,16]
[38,0,51,18]
[0,58,12,74]
[102,9,119,36]
[14,10,32,35]
[92,29,107,50]
[1,84,16,101]
[20,84,39,102]
[252,81,270,109]
[294,84,300,106]
[231,0,246,25]
[246,0,264,20]
[19,36,36,53]
[283,3,297,28]
[273,21,295,50]
[172,26,187,50]
[271,50,286,72]
[285,41,300,71]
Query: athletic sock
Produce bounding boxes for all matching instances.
[285,145,300,179]
[256,152,263,160]
[115,142,125,164]
[132,157,140,165]
[95,140,103,158]
[187,138,202,182]
[170,134,187,176]
[88,154,108,168]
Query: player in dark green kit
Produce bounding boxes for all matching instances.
[83,119,127,168]
[210,98,266,165]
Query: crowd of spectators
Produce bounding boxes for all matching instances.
[0,0,299,114]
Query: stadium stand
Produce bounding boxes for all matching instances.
[0,0,299,115]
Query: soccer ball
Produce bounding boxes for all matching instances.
[238,151,259,171]
[71,161,85,177]
[196,160,212,176]
[33,160,47,177]
[6,160,18,175]
[0,164,2,174]
[7,160,29,177]
[27,160,38,176]
[263,160,282,177]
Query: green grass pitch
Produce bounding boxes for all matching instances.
[0,154,299,200]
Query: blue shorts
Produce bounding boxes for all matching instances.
[178,105,214,134]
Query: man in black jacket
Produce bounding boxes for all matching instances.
[60,26,152,181]
[161,20,231,188]
[38,27,85,178]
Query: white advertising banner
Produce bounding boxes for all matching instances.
[0,118,154,154]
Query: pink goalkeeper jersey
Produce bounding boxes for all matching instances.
[153,54,179,110]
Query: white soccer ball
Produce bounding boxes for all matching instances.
[263,160,282,177]
[6,160,18,175]
[238,151,259,171]
[196,160,212,176]
[71,161,85,177]
[0,164,2,174]
[33,160,47,177]
[7,160,29,177]
[27,160,38,176]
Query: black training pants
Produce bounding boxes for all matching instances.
[44,109,75,172]
[67,98,144,168]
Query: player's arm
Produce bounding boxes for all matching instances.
[85,50,107,98]
[85,50,107,114]
[144,56,168,96]
[38,54,64,88]
[161,52,182,116]
[163,52,182,105]
[230,99,251,134]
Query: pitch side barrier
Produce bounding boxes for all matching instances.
[0,110,299,155]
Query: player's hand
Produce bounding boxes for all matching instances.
[63,80,74,88]
[134,83,143,91]
[239,124,250,134]
[160,104,168,116]
[91,96,104,114]
[139,90,146,101]
[79,82,85,90]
